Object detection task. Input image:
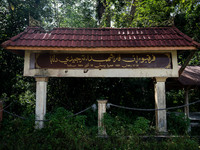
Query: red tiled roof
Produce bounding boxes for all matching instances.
[166,66,200,89]
[1,26,200,49]
[178,66,200,86]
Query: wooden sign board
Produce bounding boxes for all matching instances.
[34,53,171,69]
[25,51,178,78]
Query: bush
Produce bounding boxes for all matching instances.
[0,107,199,150]
[167,112,190,135]
[103,113,150,136]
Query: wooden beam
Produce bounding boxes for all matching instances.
[4,46,198,53]
[179,50,196,76]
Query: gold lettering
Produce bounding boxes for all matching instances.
[78,64,84,67]
[84,63,89,68]
[67,64,76,67]
[48,53,159,68]
[147,54,156,63]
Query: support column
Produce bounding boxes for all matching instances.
[154,77,167,133]
[97,100,107,136]
[35,77,48,129]
[184,87,189,118]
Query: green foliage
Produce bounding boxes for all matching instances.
[0,0,52,114]
[174,0,200,65]
[132,117,150,135]
[103,113,151,136]
[0,107,95,150]
[132,0,173,27]
[166,90,185,112]
[45,0,97,29]
[0,0,52,41]
[167,89,200,113]
[47,78,154,116]
[167,112,190,135]
[0,107,199,150]
[0,1,200,148]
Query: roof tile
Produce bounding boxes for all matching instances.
[2,26,200,49]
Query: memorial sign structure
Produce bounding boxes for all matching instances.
[2,26,200,132]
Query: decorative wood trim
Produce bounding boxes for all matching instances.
[5,46,197,52]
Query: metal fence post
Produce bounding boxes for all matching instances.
[97,100,107,136]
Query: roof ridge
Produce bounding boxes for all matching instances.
[52,26,173,30]
[25,26,46,33]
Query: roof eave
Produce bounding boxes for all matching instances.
[3,46,198,53]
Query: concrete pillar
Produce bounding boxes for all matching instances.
[35,77,48,129]
[97,100,107,136]
[154,77,167,133]
[184,87,189,118]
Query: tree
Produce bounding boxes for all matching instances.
[0,0,52,114]
[46,0,97,29]
[1,0,199,116]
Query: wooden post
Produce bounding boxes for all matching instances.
[35,77,48,129]
[0,101,3,129]
[184,87,189,118]
[154,77,167,133]
[97,100,107,136]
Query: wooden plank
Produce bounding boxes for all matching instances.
[5,46,198,52]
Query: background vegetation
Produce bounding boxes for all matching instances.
[0,0,200,149]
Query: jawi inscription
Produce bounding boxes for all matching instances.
[35,53,171,69]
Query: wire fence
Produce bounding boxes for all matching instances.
[1,98,200,122]
[1,101,96,122]
[107,99,200,111]
[0,102,13,112]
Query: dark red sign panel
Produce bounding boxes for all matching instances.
[35,53,171,69]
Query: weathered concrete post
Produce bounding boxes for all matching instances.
[154,77,167,133]
[97,100,107,136]
[35,77,48,129]
[184,87,189,118]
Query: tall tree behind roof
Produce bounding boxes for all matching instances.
[0,0,52,40]
[47,0,97,29]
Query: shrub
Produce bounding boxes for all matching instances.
[167,112,190,135]
[0,107,199,150]
[103,113,150,136]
